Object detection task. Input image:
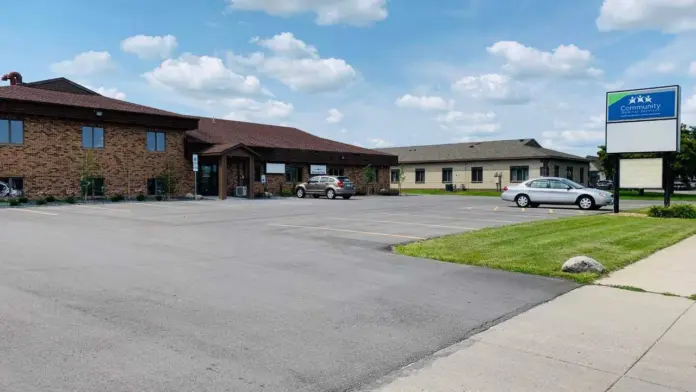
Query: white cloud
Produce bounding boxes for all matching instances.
[223,98,294,122]
[487,41,602,79]
[456,123,501,134]
[226,0,388,26]
[259,56,356,92]
[542,130,605,147]
[435,111,496,124]
[326,108,343,123]
[121,35,178,60]
[684,93,696,124]
[452,73,531,104]
[602,80,624,90]
[656,62,676,73]
[369,138,394,148]
[251,32,317,58]
[596,0,696,33]
[94,87,126,100]
[144,53,262,95]
[50,51,115,76]
[395,94,450,111]
[229,33,358,93]
[689,61,696,77]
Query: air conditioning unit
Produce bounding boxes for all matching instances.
[235,186,248,197]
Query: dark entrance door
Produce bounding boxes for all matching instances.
[198,163,219,196]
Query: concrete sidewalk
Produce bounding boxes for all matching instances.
[598,235,696,298]
[363,286,696,392]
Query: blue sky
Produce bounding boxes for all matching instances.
[2,0,696,156]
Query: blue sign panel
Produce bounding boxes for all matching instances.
[606,86,679,123]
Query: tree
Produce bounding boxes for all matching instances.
[397,165,406,195]
[362,165,377,195]
[79,150,100,200]
[157,158,180,200]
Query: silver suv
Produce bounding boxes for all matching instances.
[296,176,355,200]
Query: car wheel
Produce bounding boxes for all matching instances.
[530,203,540,208]
[342,195,351,200]
[578,195,595,210]
[326,189,336,200]
[296,188,305,198]
[515,194,530,208]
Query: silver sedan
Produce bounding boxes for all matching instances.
[501,177,614,210]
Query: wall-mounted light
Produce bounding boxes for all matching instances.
[95,110,103,116]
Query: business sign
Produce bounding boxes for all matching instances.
[266,163,285,174]
[192,154,199,172]
[605,85,681,154]
[310,165,327,175]
[607,86,678,123]
[260,174,266,184]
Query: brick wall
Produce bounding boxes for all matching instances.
[0,116,192,198]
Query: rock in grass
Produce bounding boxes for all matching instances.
[562,256,605,273]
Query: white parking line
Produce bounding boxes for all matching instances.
[269,224,426,240]
[377,212,524,224]
[6,208,58,216]
[74,205,130,212]
[326,217,474,230]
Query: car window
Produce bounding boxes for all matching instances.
[529,180,549,189]
[337,176,351,182]
[549,180,569,189]
[320,177,330,183]
[308,177,319,184]
[562,179,585,189]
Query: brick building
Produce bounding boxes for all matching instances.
[0,74,396,199]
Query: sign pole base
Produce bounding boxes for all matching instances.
[613,154,620,214]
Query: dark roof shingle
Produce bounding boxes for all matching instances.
[189,117,391,155]
[0,84,191,118]
[377,139,587,163]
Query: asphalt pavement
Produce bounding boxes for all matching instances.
[0,195,661,391]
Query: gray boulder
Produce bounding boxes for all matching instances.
[562,256,605,273]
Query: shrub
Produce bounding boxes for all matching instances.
[65,195,76,204]
[18,197,28,204]
[9,199,20,206]
[110,194,125,202]
[278,189,294,197]
[136,194,146,202]
[647,204,696,219]
[46,195,56,203]
[36,198,47,205]
[378,188,400,196]
[155,195,163,201]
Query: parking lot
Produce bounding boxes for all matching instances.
[0,195,660,391]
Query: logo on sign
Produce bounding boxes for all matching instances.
[607,87,678,123]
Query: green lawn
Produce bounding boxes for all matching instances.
[394,215,696,284]
[620,191,696,201]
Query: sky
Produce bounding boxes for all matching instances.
[2,0,696,157]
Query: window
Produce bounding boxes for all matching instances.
[320,177,330,183]
[147,131,166,152]
[510,166,529,182]
[529,179,550,188]
[285,166,302,182]
[415,169,425,183]
[540,166,549,177]
[549,180,569,189]
[328,168,344,176]
[580,167,585,184]
[308,177,319,184]
[554,165,560,177]
[0,119,23,144]
[391,169,400,183]
[81,177,105,197]
[566,166,574,180]
[442,168,453,183]
[471,167,483,183]
[0,177,23,197]
[81,126,104,149]
[147,178,165,196]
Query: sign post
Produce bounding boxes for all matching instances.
[192,154,199,199]
[605,85,681,212]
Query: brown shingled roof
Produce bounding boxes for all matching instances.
[0,84,191,118]
[189,117,391,155]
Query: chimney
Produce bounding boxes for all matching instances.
[1,71,23,85]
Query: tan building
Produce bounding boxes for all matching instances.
[378,139,590,190]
